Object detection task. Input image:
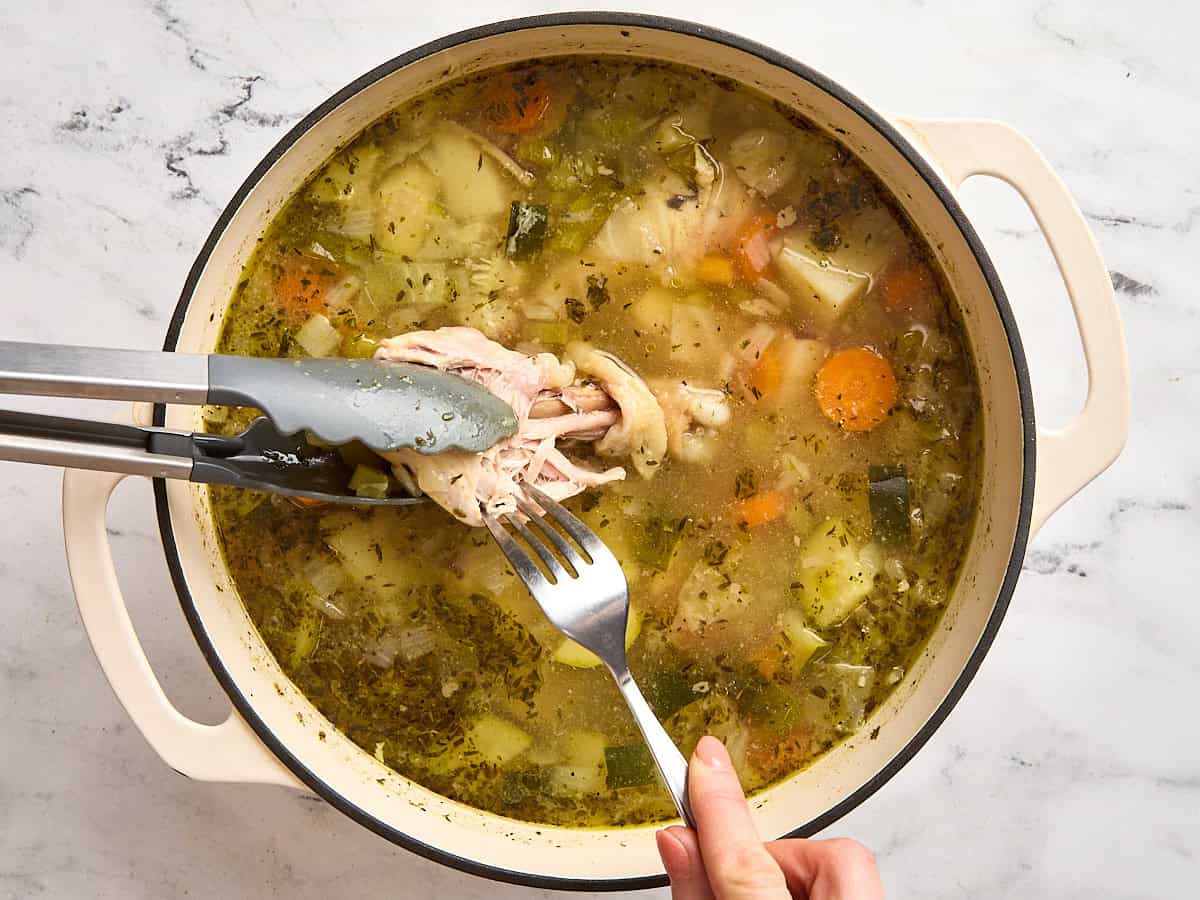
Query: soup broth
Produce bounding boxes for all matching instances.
[210,57,981,827]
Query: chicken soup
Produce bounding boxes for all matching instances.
[209,57,981,827]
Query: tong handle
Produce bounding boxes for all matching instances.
[0,341,210,403]
[0,409,194,480]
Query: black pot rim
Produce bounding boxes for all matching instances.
[152,11,1035,892]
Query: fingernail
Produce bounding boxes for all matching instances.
[694,735,729,769]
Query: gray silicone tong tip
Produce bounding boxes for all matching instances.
[208,357,517,454]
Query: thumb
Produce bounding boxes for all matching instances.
[688,736,789,900]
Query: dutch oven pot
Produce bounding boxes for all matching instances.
[61,13,1130,891]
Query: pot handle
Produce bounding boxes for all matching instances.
[62,464,306,790]
[895,117,1130,535]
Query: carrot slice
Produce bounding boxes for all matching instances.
[732,211,777,279]
[273,260,330,322]
[481,74,561,135]
[733,490,790,527]
[814,347,898,432]
[286,496,327,509]
[696,254,736,285]
[877,259,934,313]
[749,343,783,399]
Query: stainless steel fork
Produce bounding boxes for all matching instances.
[482,484,695,827]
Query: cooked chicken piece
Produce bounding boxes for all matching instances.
[650,380,732,464]
[591,146,752,281]
[564,342,668,479]
[375,327,624,526]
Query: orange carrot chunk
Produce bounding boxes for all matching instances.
[877,259,934,313]
[814,347,898,432]
[273,261,329,322]
[749,344,783,399]
[482,75,558,135]
[696,254,736,285]
[733,490,790,527]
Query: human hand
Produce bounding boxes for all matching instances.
[656,736,885,899]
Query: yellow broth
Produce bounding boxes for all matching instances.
[209,58,981,827]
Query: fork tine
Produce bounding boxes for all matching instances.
[513,495,585,570]
[522,484,605,561]
[482,513,552,597]
[502,512,575,582]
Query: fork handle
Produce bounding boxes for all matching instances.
[612,667,696,828]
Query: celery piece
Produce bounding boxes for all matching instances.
[343,333,379,359]
[528,320,569,346]
[348,463,391,499]
[516,138,558,169]
[781,609,829,672]
[546,223,592,255]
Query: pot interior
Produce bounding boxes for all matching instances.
[157,18,1029,887]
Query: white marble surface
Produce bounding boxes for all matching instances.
[1,1,1196,897]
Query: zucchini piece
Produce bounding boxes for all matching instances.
[604,743,656,789]
[642,668,698,720]
[467,713,532,765]
[632,517,687,571]
[795,518,877,628]
[868,464,910,545]
[505,202,548,258]
[348,464,391,499]
[552,604,642,668]
[781,609,828,671]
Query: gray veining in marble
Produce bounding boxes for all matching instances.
[1,1,1197,898]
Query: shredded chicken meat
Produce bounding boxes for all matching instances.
[374,327,630,526]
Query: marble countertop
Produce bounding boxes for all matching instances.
[1,1,1195,897]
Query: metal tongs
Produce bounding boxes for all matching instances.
[0,341,518,505]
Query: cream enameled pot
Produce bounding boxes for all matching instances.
[61,14,1130,890]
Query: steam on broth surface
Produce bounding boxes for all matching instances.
[209,57,981,827]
